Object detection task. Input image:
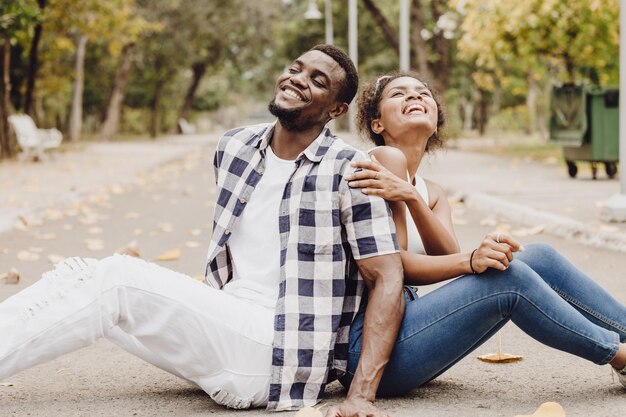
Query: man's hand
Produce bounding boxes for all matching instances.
[325,397,392,417]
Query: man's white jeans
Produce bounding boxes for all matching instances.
[0,255,273,408]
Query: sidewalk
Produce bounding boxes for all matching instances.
[0,134,216,233]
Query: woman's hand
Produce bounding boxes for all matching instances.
[470,233,524,274]
[347,155,416,202]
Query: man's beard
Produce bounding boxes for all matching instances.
[268,99,315,131]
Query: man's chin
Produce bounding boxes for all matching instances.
[268,100,304,131]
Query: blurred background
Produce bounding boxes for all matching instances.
[0,0,619,157]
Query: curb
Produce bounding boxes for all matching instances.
[459,191,626,253]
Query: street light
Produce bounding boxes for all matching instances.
[399,0,410,71]
[304,0,333,45]
[601,0,626,221]
[304,0,322,20]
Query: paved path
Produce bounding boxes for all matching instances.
[0,131,625,416]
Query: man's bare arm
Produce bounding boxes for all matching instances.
[326,253,405,417]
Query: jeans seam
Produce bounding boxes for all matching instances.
[394,290,616,357]
[549,285,626,334]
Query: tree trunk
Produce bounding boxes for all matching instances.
[361,0,399,51]
[429,0,449,91]
[410,0,430,77]
[1,37,12,159]
[149,77,167,138]
[526,72,538,134]
[68,34,87,142]
[178,60,209,122]
[24,0,47,118]
[100,42,135,141]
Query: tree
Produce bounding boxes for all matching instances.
[0,0,39,159]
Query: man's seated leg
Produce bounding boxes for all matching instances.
[0,255,273,408]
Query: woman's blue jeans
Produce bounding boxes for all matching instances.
[342,243,625,396]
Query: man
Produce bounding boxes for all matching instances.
[0,45,404,417]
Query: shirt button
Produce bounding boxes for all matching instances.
[239,197,247,204]
[224,229,231,235]
[257,167,265,174]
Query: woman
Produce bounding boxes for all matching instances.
[340,71,626,396]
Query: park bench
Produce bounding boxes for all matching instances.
[8,114,63,161]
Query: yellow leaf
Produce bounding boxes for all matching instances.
[0,382,14,387]
[514,402,565,417]
[116,241,141,258]
[294,406,323,417]
[154,248,180,261]
[185,241,200,248]
[477,352,523,363]
[17,251,40,261]
[2,268,20,285]
[47,254,66,264]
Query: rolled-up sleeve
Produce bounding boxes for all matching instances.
[339,155,399,260]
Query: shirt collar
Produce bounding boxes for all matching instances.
[255,120,335,163]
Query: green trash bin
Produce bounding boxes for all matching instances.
[549,84,619,179]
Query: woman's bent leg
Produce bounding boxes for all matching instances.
[344,260,620,396]
[516,243,626,341]
[0,255,273,408]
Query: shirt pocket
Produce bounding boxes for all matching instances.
[297,197,340,256]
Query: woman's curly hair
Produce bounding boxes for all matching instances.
[356,70,446,152]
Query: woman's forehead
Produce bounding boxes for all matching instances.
[384,76,428,92]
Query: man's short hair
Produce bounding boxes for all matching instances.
[310,44,359,105]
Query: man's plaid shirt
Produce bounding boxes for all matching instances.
[205,123,398,410]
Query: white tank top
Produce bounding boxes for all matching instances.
[406,174,429,255]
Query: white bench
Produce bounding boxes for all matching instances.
[8,114,63,161]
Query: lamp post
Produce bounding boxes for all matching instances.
[348,0,358,133]
[601,0,626,221]
[304,0,333,45]
[399,0,410,71]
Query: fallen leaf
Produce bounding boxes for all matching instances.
[29,247,43,253]
[599,224,620,233]
[56,368,71,374]
[125,212,140,219]
[193,275,205,282]
[17,251,39,261]
[85,239,104,251]
[3,268,20,284]
[157,222,173,232]
[514,402,565,417]
[109,184,124,194]
[62,224,74,231]
[0,382,14,387]
[452,217,467,225]
[477,352,523,363]
[185,241,200,248]
[154,248,180,261]
[45,209,64,220]
[294,406,323,417]
[88,227,103,234]
[116,241,141,258]
[47,254,66,264]
[190,229,202,236]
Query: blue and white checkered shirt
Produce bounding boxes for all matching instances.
[205,122,398,410]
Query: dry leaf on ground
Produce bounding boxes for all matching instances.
[17,250,39,261]
[116,241,141,258]
[2,268,20,285]
[294,406,323,417]
[477,352,523,363]
[480,217,498,227]
[0,382,14,387]
[157,222,173,232]
[154,248,180,261]
[514,401,565,417]
[185,241,200,248]
[85,238,104,251]
[126,212,140,219]
[88,227,103,234]
[193,275,204,282]
[190,229,202,236]
[47,254,66,264]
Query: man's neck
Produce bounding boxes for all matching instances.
[270,120,326,160]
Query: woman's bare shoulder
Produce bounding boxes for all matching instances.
[369,146,408,178]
